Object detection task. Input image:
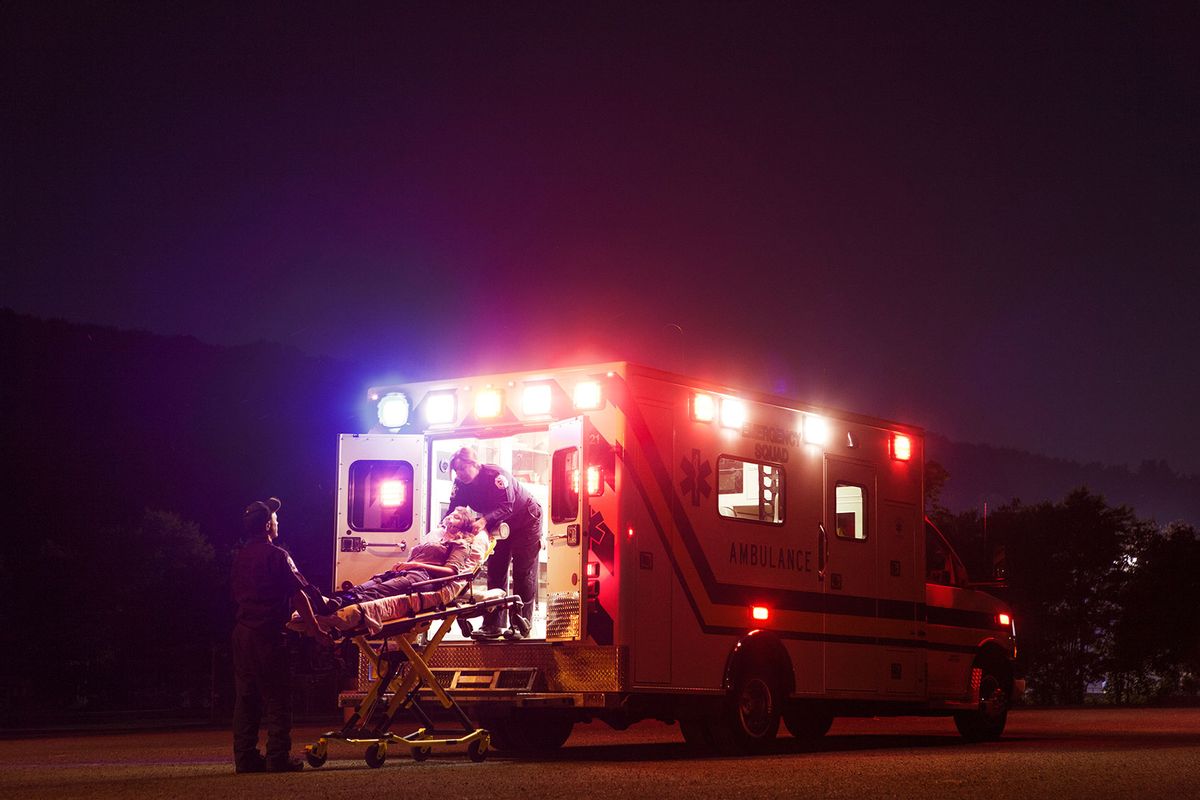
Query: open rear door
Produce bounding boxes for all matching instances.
[333,433,428,590]
[545,417,588,641]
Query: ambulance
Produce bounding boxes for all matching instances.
[333,362,1021,753]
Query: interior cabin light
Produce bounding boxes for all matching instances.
[751,605,770,621]
[720,398,746,430]
[586,465,603,496]
[475,388,504,419]
[573,380,603,411]
[376,392,411,429]
[379,479,406,508]
[804,415,829,445]
[521,383,553,416]
[691,392,716,422]
[424,391,457,426]
[892,434,912,461]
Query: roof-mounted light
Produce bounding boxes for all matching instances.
[376,392,411,429]
[573,380,603,411]
[804,415,829,445]
[891,434,912,462]
[720,398,746,430]
[751,605,770,621]
[522,383,553,416]
[424,391,457,426]
[691,392,716,423]
[475,388,504,419]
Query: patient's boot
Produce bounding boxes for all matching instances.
[470,625,504,641]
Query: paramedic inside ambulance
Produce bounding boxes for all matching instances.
[447,446,542,641]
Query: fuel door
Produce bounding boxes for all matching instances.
[333,433,427,591]
[545,416,588,641]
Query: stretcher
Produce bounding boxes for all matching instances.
[304,566,521,768]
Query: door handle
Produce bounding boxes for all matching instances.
[818,522,828,581]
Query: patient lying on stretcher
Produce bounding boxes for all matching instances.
[290,507,491,636]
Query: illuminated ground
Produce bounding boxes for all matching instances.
[2,708,1197,800]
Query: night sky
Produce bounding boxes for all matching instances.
[4,4,1198,475]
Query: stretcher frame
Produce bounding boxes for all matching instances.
[304,567,520,768]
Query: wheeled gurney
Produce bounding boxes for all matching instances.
[304,566,520,768]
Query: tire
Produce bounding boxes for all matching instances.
[679,718,718,753]
[783,704,833,742]
[365,743,387,768]
[467,737,489,763]
[954,665,1010,742]
[711,662,782,754]
[305,749,327,768]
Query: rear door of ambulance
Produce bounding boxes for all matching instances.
[333,434,429,590]
[545,417,588,641]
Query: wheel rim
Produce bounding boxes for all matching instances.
[737,677,774,737]
[979,674,1007,721]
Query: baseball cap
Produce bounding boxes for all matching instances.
[244,496,282,523]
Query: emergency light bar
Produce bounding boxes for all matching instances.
[475,388,504,419]
[891,434,913,461]
[691,392,716,422]
[521,383,553,416]
[424,391,457,426]
[573,381,603,411]
[803,415,829,445]
[720,398,746,429]
[376,392,411,429]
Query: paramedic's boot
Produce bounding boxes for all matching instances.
[504,614,532,641]
[235,752,267,774]
[265,755,304,773]
[470,625,504,641]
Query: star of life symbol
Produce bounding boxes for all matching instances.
[680,448,712,506]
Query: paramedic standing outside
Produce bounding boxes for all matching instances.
[231,497,327,773]
[447,447,543,640]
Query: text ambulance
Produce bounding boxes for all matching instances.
[333,362,1022,753]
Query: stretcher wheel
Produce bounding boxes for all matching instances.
[467,736,489,763]
[411,745,431,762]
[305,750,327,768]
[365,743,387,769]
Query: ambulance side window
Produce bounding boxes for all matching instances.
[834,483,867,540]
[717,455,785,525]
[551,446,580,523]
[348,460,414,532]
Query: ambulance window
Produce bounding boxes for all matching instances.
[551,446,581,523]
[834,483,867,540]
[347,460,414,532]
[717,456,785,524]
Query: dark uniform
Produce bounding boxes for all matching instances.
[231,539,307,771]
[447,463,542,633]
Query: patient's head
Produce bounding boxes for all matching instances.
[441,506,480,540]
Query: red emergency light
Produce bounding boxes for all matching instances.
[891,434,912,461]
[751,605,770,621]
[585,561,600,579]
[997,613,1011,627]
[586,465,603,496]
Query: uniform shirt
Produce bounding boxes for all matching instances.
[447,464,541,535]
[231,540,308,632]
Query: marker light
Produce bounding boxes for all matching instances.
[751,606,770,621]
[997,613,1012,627]
[424,391,457,425]
[691,392,716,422]
[475,388,504,419]
[522,383,553,416]
[376,392,411,429]
[585,561,600,579]
[586,465,603,496]
[720,398,746,429]
[804,415,829,445]
[892,434,912,462]
[571,469,581,496]
[379,479,406,508]
[573,380,604,411]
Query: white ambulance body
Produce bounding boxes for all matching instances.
[334,362,1020,752]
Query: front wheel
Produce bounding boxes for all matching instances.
[954,666,1010,742]
[365,743,387,768]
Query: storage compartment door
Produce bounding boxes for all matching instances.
[333,433,427,591]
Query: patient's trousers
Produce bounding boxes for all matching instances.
[232,624,292,766]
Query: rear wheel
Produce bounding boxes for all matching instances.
[364,743,387,768]
[710,662,782,754]
[954,665,1010,742]
[484,712,574,755]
